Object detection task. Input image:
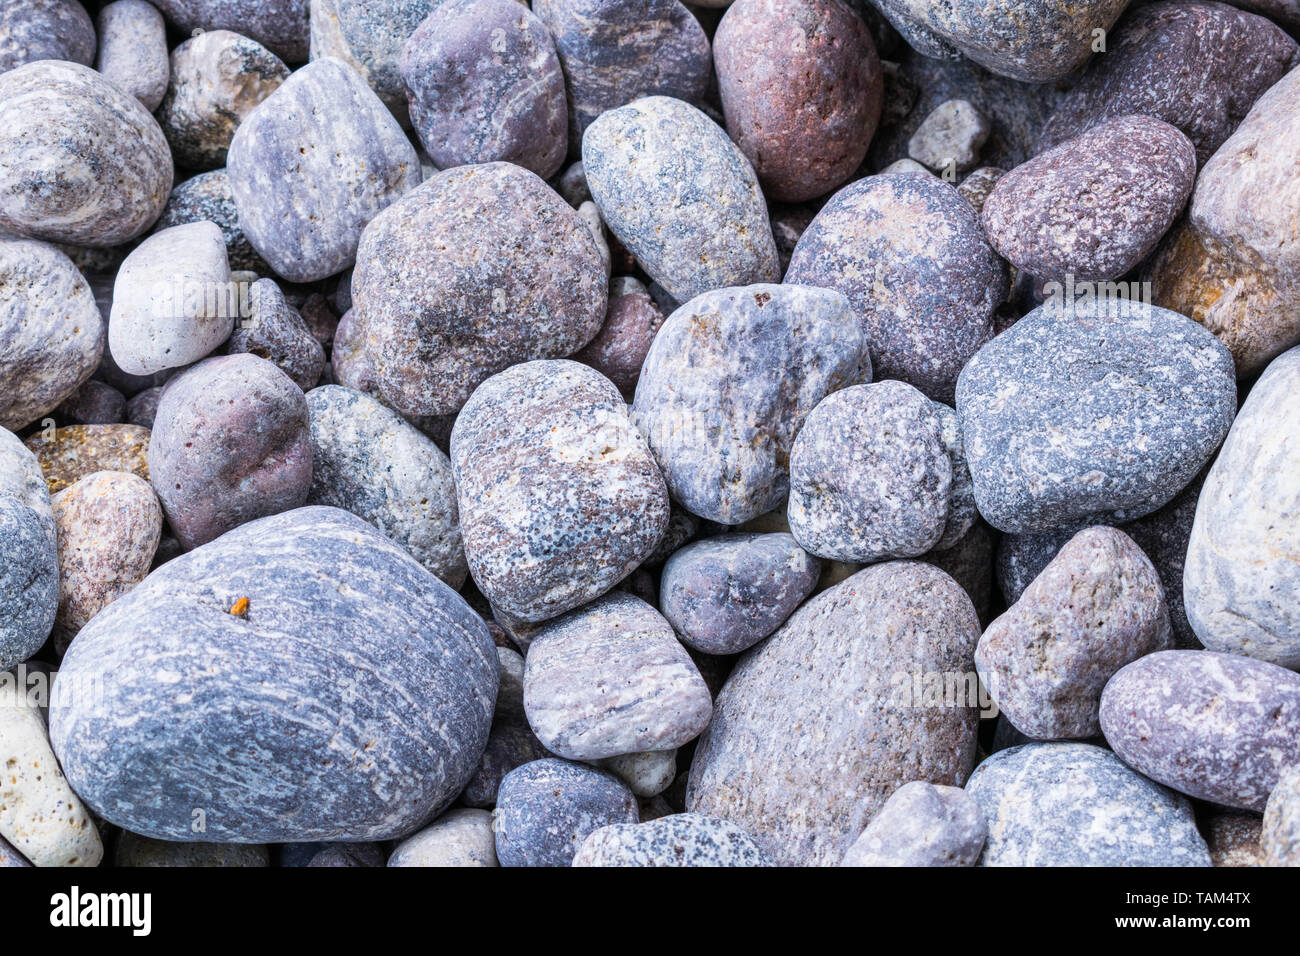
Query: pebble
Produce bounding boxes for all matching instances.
[1099,650,1300,812]
[573,277,665,398]
[583,96,781,303]
[597,750,678,799]
[95,0,171,112]
[1262,768,1300,867]
[0,0,96,73]
[0,429,58,671]
[150,0,310,63]
[1205,814,1265,868]
[115,833,270,867]
[154,170,270,273]
[227,278,326,391]
[573,813,774,867]
[50,506,498,842]
[907,99,990,174]
[25,424,151,494]
[125,387,163,430]
[956,166,1004,213]
[388,809,498,867]
[306,843,384,867]
[0,836,30,867]
[461,646,549,808]
[58,381,127,426]
[840,782,986,867]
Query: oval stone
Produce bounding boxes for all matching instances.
[95,0,171,112]
[574,814,774,867]
[0,428,58,671]
[150,0,310,63]
[840,782,986,867]
[0,0,95,72]
[388,808,498,867]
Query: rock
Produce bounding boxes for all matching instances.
[227,56,421,284]
[922,519,996,627]
[983,115,1196,284]
[632,283,867,525]
[785,173,1007,403]
[493,759,639,867]
[930,401,977,550]
[227,278,326,391]
[583,96,780,303]
[1262,768,1300,866]
[0,836,29,867]
[957,166,1004,213]
[956,299,1236,534]
[25,424,151,494]
[115,833,269,867]
[356,163,605,418]
[0,61,172,247]
[95,0,170,112]
[573,277,665,398]
[125,387,163,430]
[0,0,95,73]
[597,750,678,799]
[461,646,549,808]
[388,809,498,867]
[523,592,712,760]
[714,0,883,202]
[0,429,58,671]
[155,170,270,274]
[148,355,312,549]
[307,843,384,866]
[150,0,310,63]
[1099,650,1300,812]
[108,222,235,377]
[50,506,498,842]
[0,239,104,430]
[450,360,669,622]
[574,813,774,867]
[687,561,981,866]
[400,0,567,179]
[1205,814,1265,868]
[305,385,465,587]
[907,99,990,173]
[840,782,986,867]
[976,527,1172,740]
[660,533,819,655]
[966,742,1211,866]
[57,381,127,426]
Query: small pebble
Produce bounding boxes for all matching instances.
[1261,768,1300,867]
[840,782,986,867]
[573,813,774,867]
[226,278,326,391]
[907,99,990,173]
[388,809,498,867]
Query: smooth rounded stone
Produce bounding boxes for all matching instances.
[714,0,882,202]
[388,809,497,867]
[1206,813,1265,868]
[632,284,867,525]
[494,759,639,867]
[1262,768,1300,866]
[573,813,773,867]
[50,506,498,842]
[305,385,465,587]
[0,0,95,73]
[957,166,1005,213]
[966,743,1211,866]
[96,1,171,111]
[151,0,310,63]
[556,162,590,208]
[788,381,953,563]
[155,170,269,274]
[922,519,996,627]
[1037,1,1299,166]
[0,835,30,867]
[1099,651,1300,812]
[227,278,325,391]
[115,833,269,867]
[108,222,234,377]
[125,386,163,430]
[450,360,669,623]
[597,750,678,799]
[0,678,102,867]
[583,97,781,303]
[25,424,151,494]
[534,0,712,148]
[572,278,664,399]
[400,0,567,178]
[785,173,1007,404]
[0,61,172,247]
[50,471,162,649]
[976,527,1173,740]
[356,163,606,418]
[227,57,421,284]
[0,240,104,431]
[149,355,311,549]
[983,115,1196,285]
[523,592,712,760]
[307,843,384,867]
[461,646,549,808]
[0,429,58,671]
[687,561,981,866]
[660,533,819,655]
[956,299,1236,534]
[907,99,990,173]
[840,782,986,867]
[57,381,127,426]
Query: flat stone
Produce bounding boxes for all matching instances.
[388,808,498,867]
[840,782,986,867]
[96,0,171,112]
[574,813,774,867]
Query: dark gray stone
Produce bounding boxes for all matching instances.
[155,170,270,274]
[228,279,326,392]
[461,646,550,808]
[0,0,95,73]
[573,813,774,866]
[56,381,127,426]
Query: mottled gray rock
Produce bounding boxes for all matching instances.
[388,809,498,867]
[451,360,669,622]
[583,97,780,303]
[966,743,1211,866]
[305,843,384,867]
[115,833,269,867]
[907,99,990,173]
[687,561,981,866]
[574,813,773,867]
[573,277,664,399]
[0,61,172,247]
[57,381,127,426]
[1205,813,1266,868]
[461,646,550,808]
[96,1,170,111]
[0,0,95,73]
[155,170,269,274]
[0,429,58,671]
[785,173,1007,403]
[125,387,163,430]
[597,750,677,799]
[841,782,986,867]
[227,56,421,283]
[956,299,1236,534]
[151,0,310,63]
[227,278,325,391]
[0,836,30,867]
[1262,768,1300,867]
[50,506,498,842]
[633,284,866,525]
[494,759,638,867]
[930,401,977,550]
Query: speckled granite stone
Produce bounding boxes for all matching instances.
[115,833,269,867]
[1205,813,1265,868]
[1100,651,1300,812]
[687,561,981,866]
[96,1,170,111]
[451,360,669,623]
[574,813,774,867]
[957,166,1005,213]
[930,401,977,550]
[388,809,498,867]
[840,782,985,867]
[632,284,866,525]
[151,0,310,63]
[0,0,95,73]
[785,173,1007,403]
[583,97,780,303]
[154,170,270,274]
[1262,768,1300,866]
[0,429,58,671]
[956,300,1236,534]
[461,646,550,808]
[227,279,325,391]
[966,743,1211,866]
[50,506,497,842]
[494,759,638,867]
[25,424,151,493]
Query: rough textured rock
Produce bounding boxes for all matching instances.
[388,809,498,867]
[714,0,883,202]
[461,646,549,808]
[1100,651,1300,812]
[451,360,669,622]
[956,299,1236,534]
[50,507,498,842]
[0,0,96,73]
[633,284,866,525]
[574,814,774,867]
[687,561,981,866]
[155,170,269,274]
[0,61,172,247]
[96,1,171,112]
[115,833,270,867]
[957,166,1005,213]
[785,173,1007,403]
[0,429,58,671]
[227,278,326,391]
[227,56,421,283]
[25,424,151,494]
[573,277,664,399]
[840,782,986,867]
[1262,768,1300,866]
[583,97,781,303]
[966,743,1211,866]
[907,99,990,173]
[1205,813,1265,867]
[930,401,977,550]
[151,0,310,63]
